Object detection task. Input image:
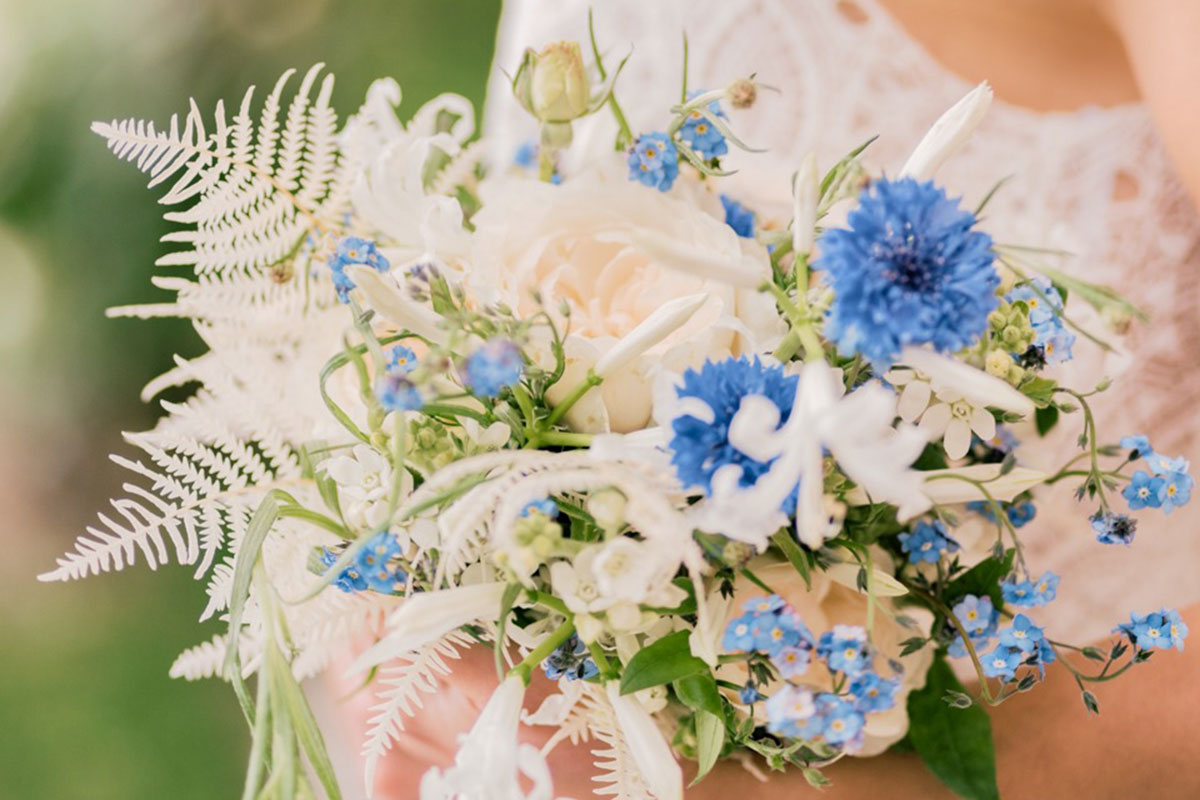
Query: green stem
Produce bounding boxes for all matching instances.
[545,371,602,428]
[528,430,594,449]
[588,641,619,680]
[511,619,576,685]
[902,579,996,704]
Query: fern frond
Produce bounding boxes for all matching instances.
[360,630,473,787]
[580,684,654,800]
[92,63,347,276]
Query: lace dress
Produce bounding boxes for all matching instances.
[485,0,1200,640]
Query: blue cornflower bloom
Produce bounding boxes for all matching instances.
[377,374,423,412]
[627,132,679,191]
[542,634,599,681]
[818,625,871,677]
[953,594,995,634]
[386,344,418,375]
[668,357,799,502]
[765,684,816,738]
[848,672,899,714]
[1158,469,1193,514]
[464,339,523,397]
[738,683,762,705]
[998,613,1044,654]
[898,520,959,564]
[1120,435,1154,458]
[771,645,812,678]
[981,643,1024,681]
[814,177,999,368]
[720,194,756,238]
[679,95,728,160]
[1123,470,1165,510]
[520,497,559,518]
[327,237,390,304]
[1090,510,1137,545]
[321,531,406,594]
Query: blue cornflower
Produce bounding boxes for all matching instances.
[1123,470,1165,510]
[667,357,798,502]
[627,132,679,191]
[898,519,959,565]
[464,339,523,397]
[814,177,999,367]
[848,672,899,714]
[520,497,559,518]
[1158,469,1193,514]
[981,643,1024,681]
[1091,510,1137,545]
[513,140,538,169]
[386,344,418,375]
[679,94,728,159]
[818,625,871,677]
[720,194,756,238]
[953,594,995,634]
[377,374,423,412]
[1120,435,1153,458]
[542,634,599,681]
[327,237,390,304]
[738,683,763,705]
[765,684,816,738]
[1002,572,1058,607]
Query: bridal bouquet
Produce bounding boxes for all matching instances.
[46,20,1192,800]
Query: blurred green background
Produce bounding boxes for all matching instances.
[0,0,499,795]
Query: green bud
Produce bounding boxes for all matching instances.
[512,41,591,124]
[985,348,1012,378]
[1006,363,1025,385]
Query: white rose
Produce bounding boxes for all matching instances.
[469,164,784,433]
[719,553,934,756]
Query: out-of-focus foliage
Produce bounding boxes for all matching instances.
[0,0,499,796]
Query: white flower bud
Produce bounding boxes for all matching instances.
[512,41,591,124]
[606,681,683,800]
[792,152,819,257]
[900,82,993,181]
[594,292,708,377]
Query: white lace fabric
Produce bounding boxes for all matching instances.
[486,0,1200,639]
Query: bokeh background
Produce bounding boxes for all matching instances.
[0,1,499,795]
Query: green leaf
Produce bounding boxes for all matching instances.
[267,641,344,800]
[673,673,723,717]
[691,710,725,785]
[620,630,708,695]
[225,495,280,721]
[1019,376,1058,408]
[944,548,1015,607]
[907,658,1000,800]
[771,530,811,589]
[1035,405,1059,437]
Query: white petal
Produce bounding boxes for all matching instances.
[605,682,683,800]
[918,401,952,439]
[825,562,908,597]
[347,265,447,344]
[594,292,708,377]
[900,81,993,180]
[792,152,819,255]
[728,394,785,462]
[628,227,765,288]
[970,406,996,441]
[943,418,972,460]
[897,379,932,422]
[900,347,1034,417]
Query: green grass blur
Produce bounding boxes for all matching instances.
[0,0,500,795]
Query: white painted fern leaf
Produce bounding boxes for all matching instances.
[92,63,347,275]
[580,683,654,800]
[360,629,473,788]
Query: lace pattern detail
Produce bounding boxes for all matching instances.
[486,0,1200,638]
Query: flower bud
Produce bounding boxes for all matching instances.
[587,488,627,531]
[985,348,1012,378]
[512,41,591,124]
[727,77,757,109]
[900,82,993,180]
